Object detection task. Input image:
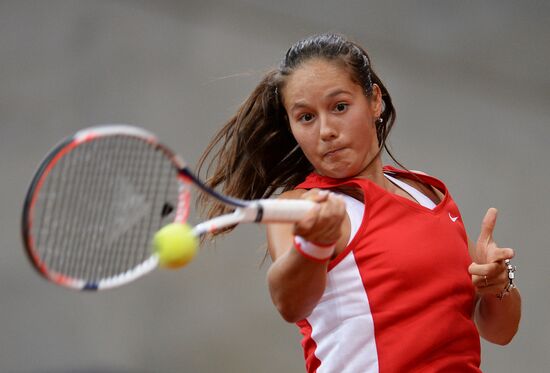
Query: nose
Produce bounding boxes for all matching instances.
[319,114,338,141]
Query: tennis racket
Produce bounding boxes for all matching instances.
[21,125,314,291]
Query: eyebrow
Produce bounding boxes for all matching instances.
[289,101,309,112]
[289,89,353,112]
[326,89,353,98]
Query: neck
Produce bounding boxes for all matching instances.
[355,157,394,191]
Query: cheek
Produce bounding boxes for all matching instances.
[290,125,318,158]
[288,123,301,144]
[289,122,307,144]
[347,111,375,139]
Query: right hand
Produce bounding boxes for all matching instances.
[293,189,346,245]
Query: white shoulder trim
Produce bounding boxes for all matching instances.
[409,169,429,176]
[384,174,436,210]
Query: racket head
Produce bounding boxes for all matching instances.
[21,125,191,290]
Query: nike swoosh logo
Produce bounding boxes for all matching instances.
[449,213,459,222]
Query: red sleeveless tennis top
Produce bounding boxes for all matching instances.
[295,166,481,373]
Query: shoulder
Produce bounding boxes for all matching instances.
[410,169,445,200]
[394,168,445,203]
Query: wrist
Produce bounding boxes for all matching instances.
[293,235,336,263]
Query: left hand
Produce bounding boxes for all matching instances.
[469,208,515,296]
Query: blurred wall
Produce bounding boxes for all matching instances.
[1,1,548,372]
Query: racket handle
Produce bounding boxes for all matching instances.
[257,199,316,222]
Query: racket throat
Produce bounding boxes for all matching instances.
[192,205,261,237]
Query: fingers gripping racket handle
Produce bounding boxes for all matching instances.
[257,199,316,222]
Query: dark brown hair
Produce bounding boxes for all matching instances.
[197,33,401,236]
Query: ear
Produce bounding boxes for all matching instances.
[370,84,383,118]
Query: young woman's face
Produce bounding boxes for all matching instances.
[282,59,382,179]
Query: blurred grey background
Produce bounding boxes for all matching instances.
[1,1,548,372]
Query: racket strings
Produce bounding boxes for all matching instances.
[107,136,139,279]
[31,135,181,283]
[63,139,102,279]
[76,137,120,280]
[117,136,164,277]
[88,137,126,280]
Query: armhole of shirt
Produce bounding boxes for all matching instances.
[339,194,365,246]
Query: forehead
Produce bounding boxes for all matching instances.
[282,59,360,105]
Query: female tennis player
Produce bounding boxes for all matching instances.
[198,33,521,372]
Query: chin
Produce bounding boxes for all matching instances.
[318,165,359,179]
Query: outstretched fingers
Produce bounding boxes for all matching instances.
[477,207,498,247]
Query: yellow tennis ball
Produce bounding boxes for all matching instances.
[152,223,198,269]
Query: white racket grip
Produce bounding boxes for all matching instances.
[257,199,316,223]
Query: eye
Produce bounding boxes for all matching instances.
[334,102,348,112]
[298,113,314,123]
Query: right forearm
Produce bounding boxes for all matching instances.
[267,247,328,323]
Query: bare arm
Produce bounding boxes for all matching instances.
[468,208,521,345]
[266,189,348,323]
